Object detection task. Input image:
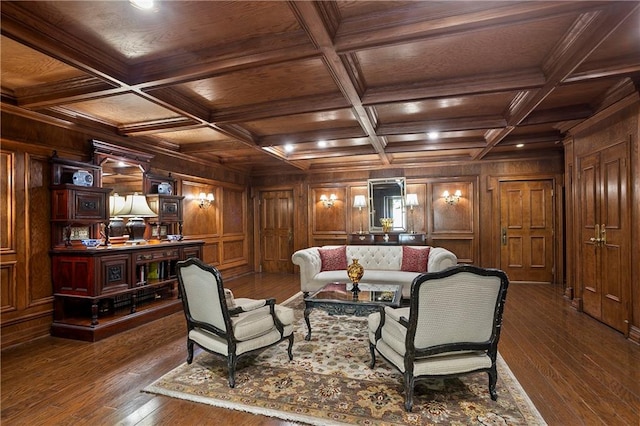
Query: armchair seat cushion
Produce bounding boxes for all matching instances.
[190,328,285,357]
[413,351,492,376]
[231,305,276,341]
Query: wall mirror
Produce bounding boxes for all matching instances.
[368,177,406,232]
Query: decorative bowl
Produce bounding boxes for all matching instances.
[167,234,182,241]
[81,239,101,248]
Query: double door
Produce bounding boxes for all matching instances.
[578,142,630,334]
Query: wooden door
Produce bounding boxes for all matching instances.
[578,142,630,334]
[500,180,554,282]
[259,190,294,273]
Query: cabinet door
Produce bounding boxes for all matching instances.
[99,254,131,294]
[52,256,96,296]
[51,188,108,221]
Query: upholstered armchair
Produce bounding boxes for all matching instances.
[176,258,294,388]
[368,264,509,412]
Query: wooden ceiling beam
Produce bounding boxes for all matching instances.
[258,127,366,147]
[289,1,390,165]
[334,1,613,52]
[378,116,507,135]
[14,76,121,108]
[362,70,544,105]
[210,93,350,124]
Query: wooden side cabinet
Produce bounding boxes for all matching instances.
[348,233,427,245]
[51,240,204,341]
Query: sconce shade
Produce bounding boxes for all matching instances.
[320,193,337,208]
[442,190,462,205]
[198,192,215,209]
[353,195,367,208]
[406,193,419,207]
[115,193,158,218]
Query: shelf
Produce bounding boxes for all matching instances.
[51,298,183,342]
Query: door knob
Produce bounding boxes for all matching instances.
[501,227,507,246]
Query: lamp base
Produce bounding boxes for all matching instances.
[125,217,147,243]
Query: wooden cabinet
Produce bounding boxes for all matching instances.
[348,233,427,245]
[49,156,111,247]
[51,240,204,341]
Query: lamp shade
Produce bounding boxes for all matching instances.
[406,193,419,207]
[109,193,126,217]
[353,195,367,208]
[115,193,157,218]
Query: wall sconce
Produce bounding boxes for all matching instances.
[405,193,419,233]
[443,190,462,205]
[320,193,337,208]
[198,192,214,209]
[353,195,367,234]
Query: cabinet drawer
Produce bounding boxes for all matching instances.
[136,249,180,262]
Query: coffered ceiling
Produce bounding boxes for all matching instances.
[2,1,639,175]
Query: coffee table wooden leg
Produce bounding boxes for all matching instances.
[304,306,312,340]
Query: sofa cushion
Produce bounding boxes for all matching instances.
[319,246,347,271]
[401,246,430,272]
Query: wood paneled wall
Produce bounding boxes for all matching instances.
[270,159,564,275]
[0,112,252,348]
[563,94,640,343]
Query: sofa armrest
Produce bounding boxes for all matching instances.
[292,247,322,292]
[428,247,458,272]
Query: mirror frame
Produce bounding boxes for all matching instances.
[368,177,406,232]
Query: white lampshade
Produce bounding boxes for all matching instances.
[109,193,126,218]
[353,195,367,208]
[406,193,419,207]
[116,193,157,218]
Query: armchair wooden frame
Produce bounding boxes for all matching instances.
[369,264,509,411]
[176,257,294,388]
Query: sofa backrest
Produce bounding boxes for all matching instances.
[321,245,431,271]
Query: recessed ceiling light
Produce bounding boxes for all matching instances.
[317,140,327,148]
[130,0,154,10]
[284,144,294,153]
[427,131,439,140]
[516,143,524,148]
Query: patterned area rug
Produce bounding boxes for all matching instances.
[144,294,546,425]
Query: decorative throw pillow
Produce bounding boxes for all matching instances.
[401,246,430,272]
[224,288,236,308]
[319,246,348,271]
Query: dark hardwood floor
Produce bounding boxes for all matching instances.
[2,273,639,425]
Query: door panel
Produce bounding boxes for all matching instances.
[260,190,294,274]
[600,144,629,332]
[579,153,601,317]
[500,180,554,282]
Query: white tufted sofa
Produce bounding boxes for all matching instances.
[292,245,457,298]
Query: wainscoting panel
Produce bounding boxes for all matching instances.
[432,237,475,264]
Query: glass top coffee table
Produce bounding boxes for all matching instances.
[303,282,403,341]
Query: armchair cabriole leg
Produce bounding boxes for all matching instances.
[404,372,415,412]
[287,334,294,360]
[186,340,194,364]
[228,354,237,388]
[488,366,498,400]
[369,343,376,369]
